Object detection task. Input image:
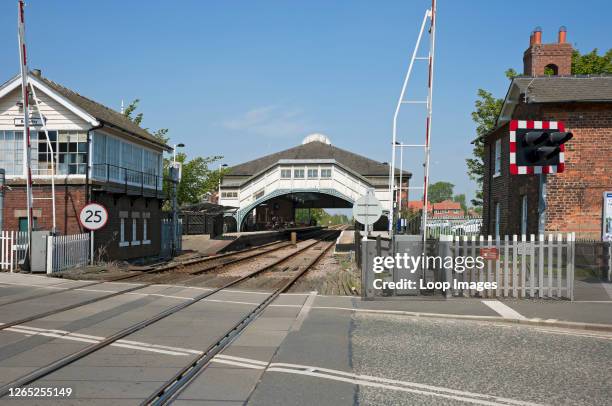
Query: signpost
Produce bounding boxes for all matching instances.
[353,189,383,239]
[79,203,108,264]
[603,192,612,242]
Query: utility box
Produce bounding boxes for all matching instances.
[30,230,50,273]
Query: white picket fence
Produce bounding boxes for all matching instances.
[0,231,28,271]
[444,233,575,299]
[46,233,90,274]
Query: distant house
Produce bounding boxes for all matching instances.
[407,200,432,214]
[0,70,172,260]
[431,200,464,218]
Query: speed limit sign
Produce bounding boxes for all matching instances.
[79,203,108,231]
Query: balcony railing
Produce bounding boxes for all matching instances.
[92,163,163,193]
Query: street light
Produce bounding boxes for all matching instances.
[218,163,228,203]
[173,143,185,164]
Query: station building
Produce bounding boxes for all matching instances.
[219,134,409,232]
[481,28,612,239]
[0,70,171,260]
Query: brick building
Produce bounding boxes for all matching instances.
[481,28,612,239]
[0,70,172,260]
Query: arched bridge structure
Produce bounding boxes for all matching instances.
[219,134,410,231]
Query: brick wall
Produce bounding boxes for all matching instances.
[523,42,573,76]
[1,185,164,260]
[2,185,87,234]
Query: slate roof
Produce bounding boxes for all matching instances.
[0,72,171,151]
[227,141,409,177]
[513,74,612,103]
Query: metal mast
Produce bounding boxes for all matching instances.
[17,0,34,268]
[389,0,437,247]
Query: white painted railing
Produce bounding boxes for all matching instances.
[444,233,575,300]
[46,233,90,274]
[0,231,28,271]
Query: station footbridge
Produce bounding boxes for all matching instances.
[219,134,410,232]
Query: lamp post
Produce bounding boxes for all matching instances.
[171,143,185,257]
[218,163,228,203]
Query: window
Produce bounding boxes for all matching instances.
[142,212,151,245]
[221,191,238,198]
[119,212,129,247]
[494,139,501,176]
[495,203,500,237]
[521,195,528,236]
[294,169,304,178]
[0,130,24,175]
[57,131,87,175]
[320,168,332,178]
[106,136,121,181]
[254,189,265,200]
[131,214,140,246]
[280,169,292,179]
[307,169,318,178]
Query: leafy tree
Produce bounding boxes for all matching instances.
[453,193,467,213]
[571,49,612,74]
[466,89,504,207]
[466,48,610,208]
[428,181,454,203]
[122,99,225,206]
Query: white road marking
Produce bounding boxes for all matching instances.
[2,324,202,356]
[481,300,527,320]
[291,291,317,331]
[209,355,540,405]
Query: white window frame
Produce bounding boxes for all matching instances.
[521,195,528,236]
[142,212,151,245]
[494,139,501,177]
[294,168,304,179]
[131,212,141,246]
[119,212,129,247]
[307,168,318,178]
[280,169,292,179]
[495,203,501,237]
[320,168,332,178]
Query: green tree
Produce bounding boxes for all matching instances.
[467,89,504,207]
[428,181,454,203]
[453,193,467,213]
[122,99,225,206]
[571,49,612,74]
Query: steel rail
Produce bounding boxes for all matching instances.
[0,235,300,308]
[0,231,338,398]
[0,229,329,331]
[142,233,338,405]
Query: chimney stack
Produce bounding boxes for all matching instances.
[533,27,542,44]
[558,26,567,43]
[529,32,535,46]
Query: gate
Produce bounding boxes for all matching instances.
[443,233,575,299]
[1,231,28,271]
[46,233,90,274]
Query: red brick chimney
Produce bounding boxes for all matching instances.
[523,26,573,76]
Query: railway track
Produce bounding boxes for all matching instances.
[0,227,327,308]
[0,229,340,399]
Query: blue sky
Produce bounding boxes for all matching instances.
[0,0,609,204]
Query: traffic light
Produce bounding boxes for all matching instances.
[510,120,572,174]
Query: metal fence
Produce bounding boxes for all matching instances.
[400,215,483,238]
[0,231,28,271]
[46,233,90,274]
[161,218,183,258]
[445,233,575,299]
